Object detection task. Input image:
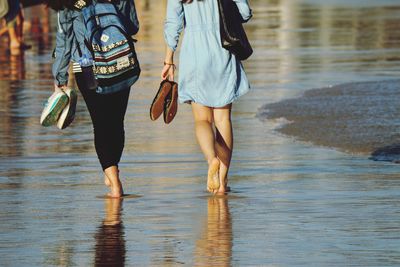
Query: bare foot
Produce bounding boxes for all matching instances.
[207,158,220,194]
[104,174,111,187]
[216,185,231,194]
[107,181,124,198]
[217,174,230,194]
[104,169,120,187]
[10,46,22,56]
[104,166,123,198]
[10,40,22,50]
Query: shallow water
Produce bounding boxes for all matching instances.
[1,1,400,266]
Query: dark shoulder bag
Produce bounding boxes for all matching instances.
[217,0,253,61]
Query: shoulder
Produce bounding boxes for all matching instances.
[115,0,136,9]
[58,8,82,24]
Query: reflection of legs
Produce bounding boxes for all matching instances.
[194,197,232,266]
[95,198,125,266]
[103,198,123,226]
[192,103,220,193]
[213,105,233,193]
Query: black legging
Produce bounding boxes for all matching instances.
[75,73,131,171]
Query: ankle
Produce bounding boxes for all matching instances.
[10,40,21,48]
[110,178,122,187]
[207,157,218,165]
[217,186,227,193]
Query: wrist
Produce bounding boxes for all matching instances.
[55,84,67,91]
[164,62,177,71]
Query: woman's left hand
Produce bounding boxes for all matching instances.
[54,83,67,93]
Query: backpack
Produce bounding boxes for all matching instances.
[81,1,140,94]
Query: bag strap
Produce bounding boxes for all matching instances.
[75,39,83,57]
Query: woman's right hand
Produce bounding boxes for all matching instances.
[162,47,176,81]
[161,64,175,81]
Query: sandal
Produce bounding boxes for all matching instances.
[150,80,172,121]
[163,81,178,124]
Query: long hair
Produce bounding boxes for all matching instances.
[47,0,91,11]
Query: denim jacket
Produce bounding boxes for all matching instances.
[52,0,139,86]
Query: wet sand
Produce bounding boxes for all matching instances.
[259,80,400,161]
[1,1,400,266]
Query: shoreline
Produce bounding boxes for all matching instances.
[258,79,400,162]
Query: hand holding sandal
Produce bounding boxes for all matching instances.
[151,62,178,124]
[149,79,178,124]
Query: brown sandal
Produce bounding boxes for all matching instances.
[163,81,178,124]
[150,80,173,121]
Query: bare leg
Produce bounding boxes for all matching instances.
[104,169,120,187]
[0,19,8,36]
[16,8,24,44]
[8,26,20,49]
[213,104,233,193]
[104,166,123,198]
[7,3,24,50]
[192,103,220,193]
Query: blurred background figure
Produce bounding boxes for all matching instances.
[0,0,28,55]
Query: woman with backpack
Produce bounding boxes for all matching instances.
[49,0,140,198]
[162,0,252,194]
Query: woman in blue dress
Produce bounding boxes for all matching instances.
[161,0,252,194]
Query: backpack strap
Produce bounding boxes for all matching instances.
[75,39,83,58]
[72,0,87,57]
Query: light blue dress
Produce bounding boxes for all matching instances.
[164,0,252,108]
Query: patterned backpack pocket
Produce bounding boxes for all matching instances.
[82,2,140,94]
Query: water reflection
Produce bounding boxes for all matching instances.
[246,0,400,90]
[27,5,52,52]
[0,54,25,158]
[94,199,125,267]
[194,197,232,266]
